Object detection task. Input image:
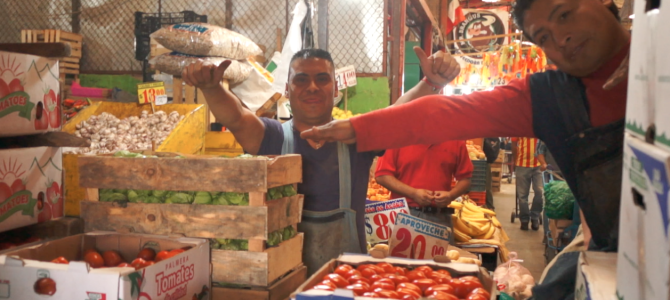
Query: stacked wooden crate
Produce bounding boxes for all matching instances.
[77,152,306,300]
[20,29,82,82]
[491,151,504,192]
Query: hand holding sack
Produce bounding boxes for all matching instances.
[150,52,252,83]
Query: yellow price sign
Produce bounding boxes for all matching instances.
[138,82,167,105]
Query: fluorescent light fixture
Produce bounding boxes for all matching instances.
[629,14,635,19]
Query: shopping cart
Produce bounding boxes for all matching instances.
[509,169,558,225]
[540,170,581,264]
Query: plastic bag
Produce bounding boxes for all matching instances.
[150,52,252,83]
[150,23,262,59]
[544,180,575,219]
[493,252,535,300]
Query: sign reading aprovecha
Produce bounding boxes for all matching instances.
[364,198,410,244]
[453,9,509,66]
[335,65,357,91]
[388,213,451,260]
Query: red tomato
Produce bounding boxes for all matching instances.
[456,280,483,298]
[83,249,98,256]
[102,250,124,267]
[84,251,104,268]
[428,271,446,280]
[320,280,337,289]
[376,278,395,286]
[371,281,395,291]
[167,248,185,258]
[137,248,156,261]
[312,285,335,291]
[371,265,386,275]
[369,275,382,282]
[377,290,401,299]
[391,275,410,285]
[377,262,396,274]
[50,256,69,264]
[362,292,381,298]
[357,264,375,271]
[117,263,131,268]
[361,268,377,278]
[467,294,489,300]
[435,269,451,276]
[435,276,453,284]
[428,291,459,300]
[425,284,456,296]
[460,276,482,284]
[323,273,349,288]
[470,287,491,298]
[382,273,396,279]
[397,282,422,295]
[412,278,437,294]
[406,270,427,281]
[155,250,170,262]
[397,288,422,300]
[345,269,362,279]
[415,266,433,276]
[143,261,155,268]
[130,258,146,270]
[394,266,407,275]
[335,264,353,277]
[402,295,418,300]
[348,275,370,285]
[34,277,56,295]
[346,283,370,296]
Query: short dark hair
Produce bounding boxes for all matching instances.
[512,0,621,42]
[289,48,335,68]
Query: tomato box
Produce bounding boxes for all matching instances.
[291,253,495,300]
[0,51,61,137]
[0,147,62,233]
[0,231,210,300]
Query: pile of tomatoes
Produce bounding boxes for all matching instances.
[49,246,191,270]
[310,263,490,300]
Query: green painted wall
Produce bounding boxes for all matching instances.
[337,77,390,114]
[404,41,421,93]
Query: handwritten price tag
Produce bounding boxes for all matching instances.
[388,213,451,260]
[364,198,410,244]
[137,82,167,105]
[335,65,357,91]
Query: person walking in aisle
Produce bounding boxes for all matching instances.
[512,137,546,230]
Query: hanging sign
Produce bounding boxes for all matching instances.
[453,9,510,66]
[335,65,357,90]
[388,213,451,259]
[364,198,410,244]
[137,82,167,105]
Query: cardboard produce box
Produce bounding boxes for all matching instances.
[0,231,210,300]
[0,147,62,233]
[655,2,670,152]
[0,51,61,137]
[616,135,670,300]
[292,253,495,300]
[575,251,617,300]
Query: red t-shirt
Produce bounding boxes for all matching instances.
[512,137,540,168]
[374,141,474,207]
[349,44,629,152]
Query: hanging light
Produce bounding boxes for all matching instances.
[629,14,635,19]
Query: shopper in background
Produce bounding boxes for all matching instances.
[181,47,460,275]
[375,140,473,242]
[482,138,502,210]
[512,137,545,230]
[301,0,630,296]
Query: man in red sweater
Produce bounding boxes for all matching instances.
[303,0,629,297]
[375,140,473,241]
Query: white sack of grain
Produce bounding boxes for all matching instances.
[150,52,252,83]
[151,23,262,59]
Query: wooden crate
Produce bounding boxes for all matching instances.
[212,265,307,300]
[20,29,82,78]
[204,131,244,156]
[62,102,208,216]
[212,233,305,286]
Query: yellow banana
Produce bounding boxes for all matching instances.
[453,216,476,236]
[479,207,497,216]
[491,216,502,228]
[476,223,496,239]
[461,218,487,236]
[454,228,472,242]
[448,201,464,210]
[459,216,491,224]
[463,202,485,213]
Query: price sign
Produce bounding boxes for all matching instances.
[137,82,167,105]
[364,198,410,244]
[388,213,451,260]
[335,65,357,91]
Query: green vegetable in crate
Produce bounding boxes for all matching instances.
[267,231,283,247]
[209,239,221,249]
[239,240,248,251]
[144,196,161,203]
[165,192,194,204]
[135,190,151,197]
[212,194,230,205]
[282,226,297,241]
[282,185,297,197]
[193,192,213,204]
[268,187,283,200]
[544,181,576,219]
[225,192,247,206]
[151,190,168,198]
[127,190,140,203]
[100,192,127,202]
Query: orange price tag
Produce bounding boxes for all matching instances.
[388,213,451,259]
[137,82,167,105]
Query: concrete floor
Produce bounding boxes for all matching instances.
[493,179,546,280]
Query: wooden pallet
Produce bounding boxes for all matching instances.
[20,29,82,79]
[212,265,307,300]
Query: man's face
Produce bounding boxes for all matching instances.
[286,57,337,124]
[524,0,622,77]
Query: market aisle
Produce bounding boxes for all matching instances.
[493,180,546,280]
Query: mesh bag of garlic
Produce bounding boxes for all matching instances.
[69,110,184,154]
[150,23,262,59]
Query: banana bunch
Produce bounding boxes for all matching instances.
[332,107,360,120]
[449,200,503,243]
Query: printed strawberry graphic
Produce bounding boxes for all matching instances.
[37,191,52,222]
[34,101,49,130]
[43,88,60,129]
[0,79,9,99]
[8,79,23,93]
[46,181,63,218]
[0,182,12,203]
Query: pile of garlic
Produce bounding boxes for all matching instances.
[69,110,184,154]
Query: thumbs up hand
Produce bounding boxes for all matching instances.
[414,46,461,87]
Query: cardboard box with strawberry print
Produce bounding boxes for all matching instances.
[0,51,61,137]
[0,147,62,233]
